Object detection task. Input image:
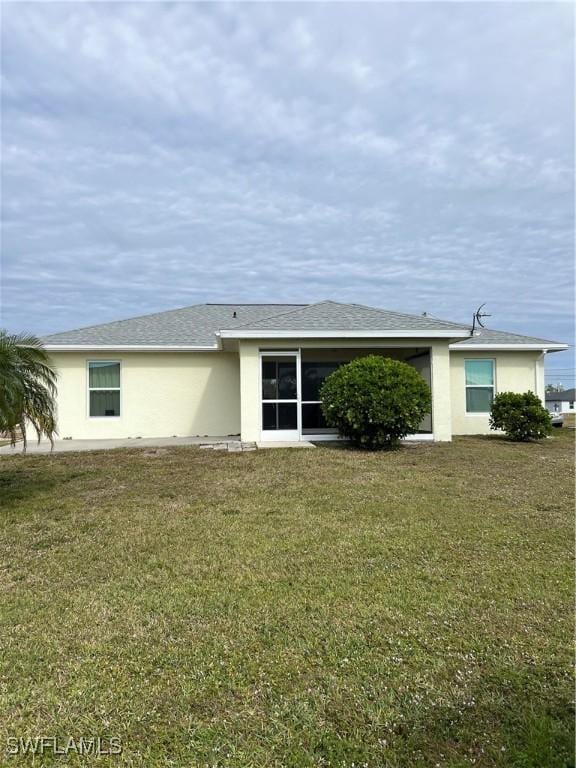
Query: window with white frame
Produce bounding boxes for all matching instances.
[465,359,495,413]
[88,361,121,417]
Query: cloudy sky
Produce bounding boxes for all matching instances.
[1,2,574,378]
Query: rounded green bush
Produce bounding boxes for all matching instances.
[320,355,431,449]
[489,391,552,441]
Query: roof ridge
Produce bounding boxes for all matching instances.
[206,303,306,307]
[228,299,472,332]
[226,301,327,330]
[220,299,475,334]
[346,301,470,330]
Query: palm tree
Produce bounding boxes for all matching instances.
[0,331,57,452]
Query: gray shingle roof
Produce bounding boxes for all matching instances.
[43,300,567,349]
[545,388,575,402]
[222,300,469,333]
[43,304,305,347]
[450,327,565,347]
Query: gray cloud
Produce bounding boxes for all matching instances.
[1,2,573,375]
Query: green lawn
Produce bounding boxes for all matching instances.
[0,433,573,767]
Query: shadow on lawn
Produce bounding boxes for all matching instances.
[390,673,575,768]
[311,440,423,453]
[307,683,574,768]
[0,460,70,510]
[468,433,571,449]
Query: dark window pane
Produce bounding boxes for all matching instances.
[417,412,433,433]
[277,362,297,399]
[302,363,341,401]
[262,403,277,430]
[301,402,327,430]
[262,360,277,400]
[262,359,297,400]
[466,387,493,413]
[90,390,120,417]
[262,403,297,430]
[278,403,297,429]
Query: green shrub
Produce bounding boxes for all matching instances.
[489,391,552,441]
[320,355,431,449]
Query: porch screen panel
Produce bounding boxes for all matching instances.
[261,355,298,432]
[301,362,341,401]
[262,359,296,400]
[301,403,328,430]
[301,361,344,433]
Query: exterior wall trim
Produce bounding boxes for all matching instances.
[220,329,471,339]
[45,344,220,351]
[450,343,568,351]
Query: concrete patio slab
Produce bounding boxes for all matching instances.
[256,441,316,449]
[0,436,319,456]
[0,436,238,456]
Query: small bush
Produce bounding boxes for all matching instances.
[320,355,431,449]
[489,391,552,441]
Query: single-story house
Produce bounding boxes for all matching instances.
[545,388,575,414]
[42,301,568,443]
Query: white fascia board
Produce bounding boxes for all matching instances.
[450,343,569,351]
[44,344,220,351]
[218,329,471,339]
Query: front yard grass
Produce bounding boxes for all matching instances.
[0,432,573,767]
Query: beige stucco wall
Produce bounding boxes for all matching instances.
[239,342,261,443]
[47,345,546,442]
[430,343,452,441]
[49,351,241,440]
[449,350,543,435]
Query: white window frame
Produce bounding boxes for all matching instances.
[87,360,122,419]
[465,358,496,415]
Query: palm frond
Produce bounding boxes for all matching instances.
[0,330,58,451]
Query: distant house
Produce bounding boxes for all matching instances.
[42,300,568,443]
[545,388,575,415]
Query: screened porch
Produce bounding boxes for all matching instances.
[260,347,433,441]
